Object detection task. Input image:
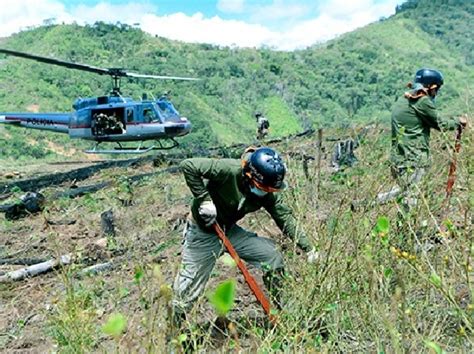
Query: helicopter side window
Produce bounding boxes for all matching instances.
[126,109,134,123]
[143,107,158,123]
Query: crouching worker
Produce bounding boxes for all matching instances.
[172,147,315,325]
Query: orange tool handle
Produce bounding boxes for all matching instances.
[213,223,276,323]
[445,125,463,198]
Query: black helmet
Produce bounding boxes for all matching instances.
[414,68,444,88]
[243,147,286,191]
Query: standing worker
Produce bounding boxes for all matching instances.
[172,147,316,325]
[377,68,467,248]
[256,112,270,140]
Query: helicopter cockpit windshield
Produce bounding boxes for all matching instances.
[157,98,181,122]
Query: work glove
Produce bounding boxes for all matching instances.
[458,114,468,128]
[306,248,319,264]
[198,200,217,227]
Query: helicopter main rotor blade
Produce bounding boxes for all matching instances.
[0,48,110,76]
[125,72,200,81]
[0,48,199,81]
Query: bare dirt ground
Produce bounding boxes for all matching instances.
[0,139,321,352]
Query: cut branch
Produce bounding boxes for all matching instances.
[0,254,72,282]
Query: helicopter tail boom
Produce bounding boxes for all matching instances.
[0,113,71,133]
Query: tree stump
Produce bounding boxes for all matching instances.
[100,209,116,237]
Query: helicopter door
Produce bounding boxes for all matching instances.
[91,108,126,136]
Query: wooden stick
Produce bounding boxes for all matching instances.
[445,125,463,199]
[316,128,323,194]
[0,254,72,282]
[78,262,113,277]
[0,257,49,265]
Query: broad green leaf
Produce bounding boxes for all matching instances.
[384,267,393,278]
[102,313,127,337]
[424,340,445,354]
[208,279,236,316]
[178,333,188,343]
[271,341,282,350]
[376,216,390,234]
[220,254,237,267]
[429,272,442,288]
[134,267,144,283]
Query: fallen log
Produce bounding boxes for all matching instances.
[0,167,181,220]
[52,182,110,199]
[46,219,77,226]
[0,155,155,194]
[0,192,45,220]
[1,203,26,220]
[0,257,49,265]
[0,254,72,283]
[78,262,114,277]
[265,128,315,144]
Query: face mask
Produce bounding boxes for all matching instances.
[250,185,268,197]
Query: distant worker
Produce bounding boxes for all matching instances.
[377,68,467,246]
[172,147,317,326]
[256,112,270,140]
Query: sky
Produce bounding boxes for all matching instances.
[0,0,408,51]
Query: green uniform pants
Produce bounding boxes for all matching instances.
[377,167,428,251]
[172,220,284,313]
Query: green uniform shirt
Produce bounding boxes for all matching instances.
[180,158,311,251]
[391,94,459,168]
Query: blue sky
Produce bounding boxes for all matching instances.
[1,0,408,50]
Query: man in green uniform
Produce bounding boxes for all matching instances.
[377,68,467,248]
[173,147,315,322]
[256,112,270,140]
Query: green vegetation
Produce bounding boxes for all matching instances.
[0,0,473,352]
[0,0,472,160]
[1,121,471,352]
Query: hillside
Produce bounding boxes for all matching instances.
[0,0,472,160]
[0,124,472,352]
[0,0,473,351]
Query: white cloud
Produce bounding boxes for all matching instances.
[0,0,68,36]
[0,0,405,50]
[141,12,273,48]
[217,0,245,14]
[266,14,356,50]
[318,0,401,21]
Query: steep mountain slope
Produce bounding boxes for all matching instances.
[0,0,472,160]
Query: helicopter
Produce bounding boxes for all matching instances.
[0,48,198,154]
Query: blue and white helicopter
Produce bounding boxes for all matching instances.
[0,48,198,154]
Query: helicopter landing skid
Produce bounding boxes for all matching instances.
[85,141,155,154]
[84,138,179,154]
[152,138,179,150]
